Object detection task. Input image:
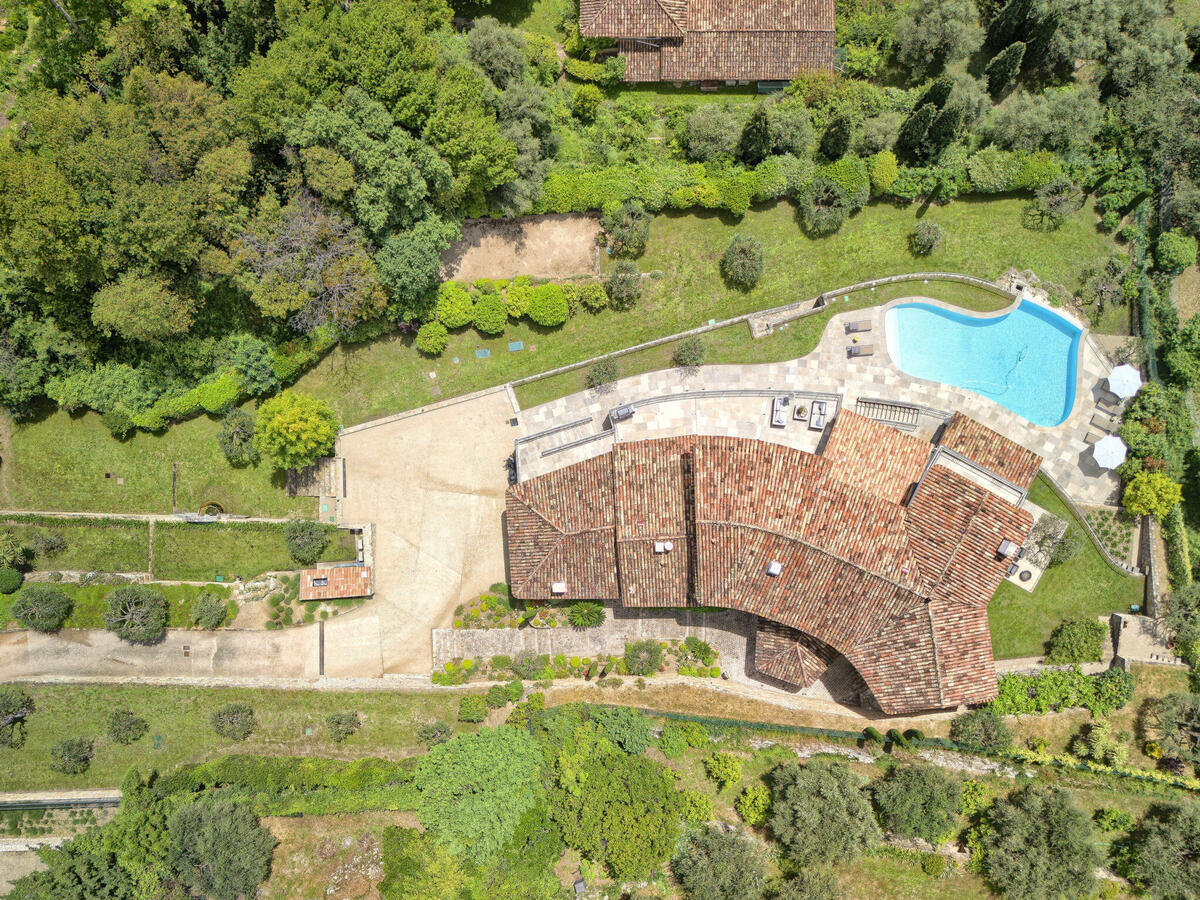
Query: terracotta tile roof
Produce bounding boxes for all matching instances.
[505,420,1035,715]
[299,565,372,602]
[938,412,1041,489]
[821,410,929,504]
[586,0,834,82]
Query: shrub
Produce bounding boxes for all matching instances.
[819,156,870,211]
[191,592,228,630]
[567,601,606,627]
[921,853,949,877]
[435,282,474,329]
[679,789,715,824]
[868,150,899,193]
[984,784,1097,900]
[607,262,641,308]
[624,639,663,676]
[510,650,550,680]
[212,702,257,741]
[798,176,850,236]
[0,567,23,595]
[1157,229,1198,274]
[872,764,962,844]
[102,407,135,439]
[704,752,743,790]
[771,759,881,866]
[736,783,771,826]
[571,84,603,121]
[721,235,765,287]
[1093,807,1135,832]
[659,722,689,758]
[107,708,149,745]
[458,695,487,723]
[217,408,258,466]
[104,585,168,644]
[254,391,339,470]
[472,292,508,335]
[11,584,71,632]
[673,336,707,368]
[949,707,1011,752]
[326,710,361,743]
[49,738,94,775]
[601,200,652,257]
[285,520,331,565]
[527,284,569,327]
[586,358,618,389]
[417,721,452,747]
[1123,472,1183,519]
[671,825,767,900]
[1045,618,1107,664]
[503,276,533,318]
[485,684,511,709]
[577,281,608,312]
[591,706,652,753]
[909,221,945,255]
[414,321,449,356]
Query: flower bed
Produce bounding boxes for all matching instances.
[1084,508,1136,562]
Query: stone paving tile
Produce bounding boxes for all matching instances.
[516,296,1121,506]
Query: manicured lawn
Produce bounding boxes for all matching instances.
[514,278,1012,408]
[298,198,1114,425]
[454,0,569,37]
[0,516,149,573]
[151,522,355,582]
[0,684,474,790]
[0,582,232,630]
[989,476,1145,659]
[1,406,311,518]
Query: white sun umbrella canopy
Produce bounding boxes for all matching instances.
[1107,364,1143,399]
[1092,434,1128,470]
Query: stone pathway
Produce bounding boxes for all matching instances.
[516,295,1120,507]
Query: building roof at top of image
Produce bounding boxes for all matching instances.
[299,565,373,602]
[504,411,1039,715]
[577,0,835,82]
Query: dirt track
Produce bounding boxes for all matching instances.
[440,214,599,281]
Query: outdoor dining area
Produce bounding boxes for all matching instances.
[1085,363,1142,471]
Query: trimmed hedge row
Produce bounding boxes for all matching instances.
[533,148,1063,217]
[1164,504,1192,588]
[156,754,416,796]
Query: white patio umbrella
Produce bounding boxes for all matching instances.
[1092,434,1128,470]
[1107,364,1143,399]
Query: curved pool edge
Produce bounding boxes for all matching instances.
[881,296,1087,428]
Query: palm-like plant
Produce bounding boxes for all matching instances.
[567,602,606,628]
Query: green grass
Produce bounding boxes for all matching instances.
[835,851,994,899]
[0,582,232,629]
[298,197,1114,425]
[2,406,311,518]
[0,683,475,790]
[452,0,570,37]
[151,522,355,582]
[989,476,1145,659]
[0,516,149,572]
[515,278,1012,407]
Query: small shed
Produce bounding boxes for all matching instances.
[299,564,373,602]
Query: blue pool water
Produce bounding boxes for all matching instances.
[884,300,1081,427]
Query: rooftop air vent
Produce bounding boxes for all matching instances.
[654,541,676,554]
[997,540,1020,559]
[551,581,567,595]
[766,560,783,577]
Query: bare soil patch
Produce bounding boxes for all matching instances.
[441,213,599,281]
[1176,265,1200,321]
[262,811,408,900]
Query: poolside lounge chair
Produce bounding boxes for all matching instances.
[1090,412,1117,431]
[1084,430,1104,444]
[845,320,872,334]
[848,344,875,358]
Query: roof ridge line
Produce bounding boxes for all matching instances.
[926,601,947,708]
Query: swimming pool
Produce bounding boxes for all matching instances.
[884,300,1081,427]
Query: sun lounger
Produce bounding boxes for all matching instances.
[848,344,875,358]
[1090,412,1116,431]
[1084,430,1104,443]
[845,320,872,334]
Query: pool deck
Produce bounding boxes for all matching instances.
[516,295,1121,508]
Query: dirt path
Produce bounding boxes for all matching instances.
[440,213,599,281]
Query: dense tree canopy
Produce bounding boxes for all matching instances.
[769,759,881,867]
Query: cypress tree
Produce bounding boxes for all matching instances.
[737,104,774,166]
[924,102,964,160]
[915,75,954,112]
[895,104,937,165]
[819,115,851,160]
[985,41,1026,97]
[986,0,1035,52]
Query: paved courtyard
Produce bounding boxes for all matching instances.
[517,295,1120,506]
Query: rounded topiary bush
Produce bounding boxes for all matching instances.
[108,708,149,745]
[527,284,569,327]
[909,221,945,256]
[104,586,168,644]
[0,567,23,596]
[505,276,532,317]
[435,281,474,329]
[673,336,707,368]
[11,584,72,631]
[472,292,508,335]
[721,235,765,288]
[578,282,608,312]
[285,520,330,565]
[212,702,257,741]
[415,321,449,356]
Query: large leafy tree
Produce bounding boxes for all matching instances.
[1122,802,1200,899]
[872,765,962,844]
[770,759,881,867]
[253,390,340,470]
[167,801,275,900]
[0,687,36,748]
[103,586,168,644]
[414,726,542,862]
[671,826,768,900]
[983,783,1096,900]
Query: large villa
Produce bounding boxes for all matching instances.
[507,409,1041,716]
